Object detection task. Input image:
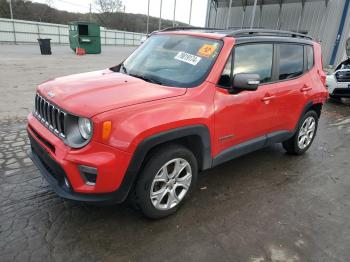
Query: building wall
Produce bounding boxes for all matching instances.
[207,0,350,66]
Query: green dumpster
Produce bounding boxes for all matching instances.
[69,22,101,54]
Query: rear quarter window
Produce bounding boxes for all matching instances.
[306,45,314,70]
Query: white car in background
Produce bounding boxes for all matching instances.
[326,58,350,99]
[326,38,350,99]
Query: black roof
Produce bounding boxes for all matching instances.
[159,27,313,41]
[215,0,324,8]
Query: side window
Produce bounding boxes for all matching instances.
[306,45,314,70]
[279,44,304,80]
[233,44,273,83]
[218,55,232,87]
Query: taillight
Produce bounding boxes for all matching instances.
[321,75,326,87]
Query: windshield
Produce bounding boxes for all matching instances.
[335,58,350,71]
[120,34,222,87]
[340,64,350,70]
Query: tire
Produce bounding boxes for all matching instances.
[282,110,318,155]
[132,144,198,219]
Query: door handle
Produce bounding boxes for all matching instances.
[300,85,312,92]
[261,95,275,102]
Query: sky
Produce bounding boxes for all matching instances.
[30,0,208,26]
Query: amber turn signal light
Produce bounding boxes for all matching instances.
[102,121,112,140]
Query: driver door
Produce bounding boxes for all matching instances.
[213,43,279,157]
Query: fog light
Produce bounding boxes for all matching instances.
[78,165,97,186]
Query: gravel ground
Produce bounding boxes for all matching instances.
[1,44,350,262]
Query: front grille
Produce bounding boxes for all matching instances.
[34,94,67,138]
[335,71,350,82]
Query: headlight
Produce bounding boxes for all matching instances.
[63,116,93,148]
[78,117,92,140]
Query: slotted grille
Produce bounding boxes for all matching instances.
[335,71,350,82]
[34,94,67,138]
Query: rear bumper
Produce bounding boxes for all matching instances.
[27,113,135,204]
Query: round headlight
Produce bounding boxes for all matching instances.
[78,117,92,140]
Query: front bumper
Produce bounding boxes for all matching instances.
[327,75,350,97]
[330,87,350,98]
[27,113,134,204]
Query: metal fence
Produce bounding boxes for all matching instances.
[0,18,146,46]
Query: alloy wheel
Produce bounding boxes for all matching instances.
[298,116,316,149]
[150,158,192,210]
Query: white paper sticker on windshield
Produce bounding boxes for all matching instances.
[174,51,201,65]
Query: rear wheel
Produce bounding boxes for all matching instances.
[282,110,318,155]
[133,144,198,219]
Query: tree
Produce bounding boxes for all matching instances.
[0,0,187,33]
[38,0,53,22]
[95,0,124,13]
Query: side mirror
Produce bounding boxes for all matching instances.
[232,73,260,91]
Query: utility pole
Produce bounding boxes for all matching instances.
[250,0,258,28]
[147,0,150,34]
[188,0,193,25]
[8,0,13,20]
[8,0,16,44]
[89,3,92,22]
[173,0,176,27]
[296,0,306,32]
[159,0,162,30]
[226,0,232,29]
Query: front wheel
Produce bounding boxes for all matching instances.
[282,110,318,155]
[133,144,198,219]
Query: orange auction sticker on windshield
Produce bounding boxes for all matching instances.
[197,44,217,58]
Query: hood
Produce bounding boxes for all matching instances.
[37,69,187,117]
[335,58,350,71]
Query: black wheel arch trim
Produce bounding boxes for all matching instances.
[121,124,212,201]
[295,101,318,131]
[127,125,212,174]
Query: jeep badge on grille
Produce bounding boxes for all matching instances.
[47,91,55,98]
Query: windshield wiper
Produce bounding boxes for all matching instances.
[129,73,163,85]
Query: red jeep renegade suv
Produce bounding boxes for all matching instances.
[28,28,328,218]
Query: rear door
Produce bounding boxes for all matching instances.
[271,43,312,131]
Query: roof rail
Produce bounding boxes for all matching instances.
[228,29,313,40]
[160,26,226,32]
[154,27,313,41]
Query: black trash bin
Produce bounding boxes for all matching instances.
[37,38,52,55]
